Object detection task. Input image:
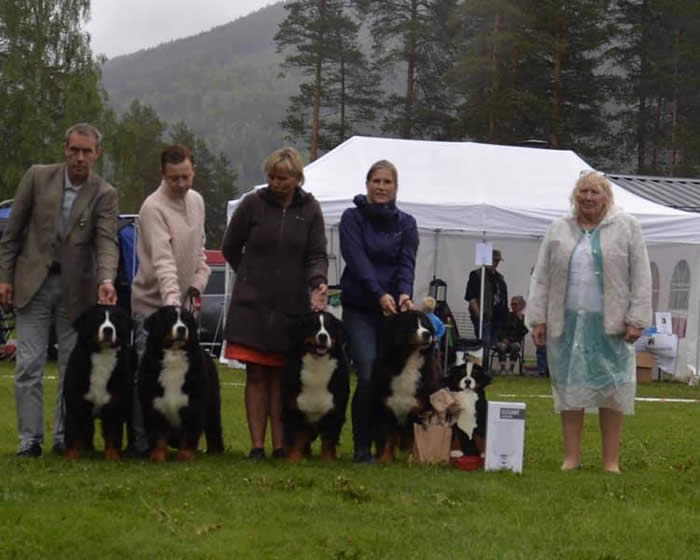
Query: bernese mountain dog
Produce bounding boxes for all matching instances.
[444,358,491,457]
[372,310,437,463]
[138,306,224,462]
[63,304,134,460]
[282,311,349,462]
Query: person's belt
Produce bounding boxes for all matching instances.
[48,262,61,274]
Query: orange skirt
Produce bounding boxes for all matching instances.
[225,342,285,368]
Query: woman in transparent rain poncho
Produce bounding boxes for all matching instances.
[526,171,651,473]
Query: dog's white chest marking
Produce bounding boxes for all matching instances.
[455,389,478,437]
[297,354,337,423]
[153,349,190,428]
[85,348,118,414]
[387,350,424,424]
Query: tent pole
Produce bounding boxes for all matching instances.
[432,229,441,278]
[479,231,487,340]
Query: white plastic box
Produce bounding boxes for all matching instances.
[485,401,526,473]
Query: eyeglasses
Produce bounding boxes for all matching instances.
[164,174,192,184]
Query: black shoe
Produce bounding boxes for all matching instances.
[353,450,375,464]
[52,442,66,456]
[248,448,265,461]
[17,443,42,458]
[272,448,286,459]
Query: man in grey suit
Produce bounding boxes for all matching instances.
[0,123,120,457]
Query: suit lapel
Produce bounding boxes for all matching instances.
[65,172,97,237]
[47,165,65,232]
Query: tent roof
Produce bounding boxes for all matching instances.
[231,136,700,244]
[607,173,700,213]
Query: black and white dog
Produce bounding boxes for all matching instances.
[372,310,437,463]
[63,304,134,460]
[282,311,349,462]
[138,306,224,462]
[444,359,491,456]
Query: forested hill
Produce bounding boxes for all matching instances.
[101,2,296,190]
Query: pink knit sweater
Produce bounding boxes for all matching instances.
[130,182,210,316]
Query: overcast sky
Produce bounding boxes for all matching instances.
[85,0,278,59]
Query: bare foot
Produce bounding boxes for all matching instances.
[604,465,621,474]
[560,461,580,471]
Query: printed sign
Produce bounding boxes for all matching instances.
[475,242,493,266]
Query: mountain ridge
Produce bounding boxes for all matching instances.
[100,2,299,190]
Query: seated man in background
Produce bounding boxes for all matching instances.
[494,295,528,375]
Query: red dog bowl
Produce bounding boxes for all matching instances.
[454,455,484,471]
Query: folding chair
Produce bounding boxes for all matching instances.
[489,337,525,375]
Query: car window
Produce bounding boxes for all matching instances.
[205,267,225,295]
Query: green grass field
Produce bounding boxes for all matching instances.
[1,361,699,559]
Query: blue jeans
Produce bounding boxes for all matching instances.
[536,345,549,376]
[15,273,77,451]
[342,307,381,456]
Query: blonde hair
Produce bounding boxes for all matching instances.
[570,170,613,218]
[366,160,398,185]
[422,296,437,312]
[263,147,305,186]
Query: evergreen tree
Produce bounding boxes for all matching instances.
[106,100,166,214]
[451,0,613,162]
[169,122,238,248]
[358,0,461,139]
[0,0,105,198]
[276,0,379,159]
[612,0,700,175]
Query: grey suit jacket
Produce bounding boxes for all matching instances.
[0,163,119,321]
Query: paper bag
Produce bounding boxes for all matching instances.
[411,416,452,464]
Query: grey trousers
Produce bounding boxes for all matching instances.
[15,273,77,451]
[129,313,150,453]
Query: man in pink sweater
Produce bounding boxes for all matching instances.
[128,144,210,455]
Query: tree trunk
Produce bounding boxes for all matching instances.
[489,11,502,141]
[401,0,418,139]
[310,0,327,161]
[636,0,650,173]
[339,54,346,144]
[670,27,681,175]
[550,0,565,149]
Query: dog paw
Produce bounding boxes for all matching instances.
[176,448,196,462]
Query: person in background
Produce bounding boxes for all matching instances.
[494,295,529,375]
[340,160,419,463]
[464,249,508,370]
[0,123,119,458]
[526,170,651,473]
[129,144,211,457]
[222,147,328,461]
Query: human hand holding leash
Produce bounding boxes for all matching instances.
[0,283,13,312]
[379,293,397,316]
[97,281,117,305]
[310,283,328,311]
[398,294,413,312]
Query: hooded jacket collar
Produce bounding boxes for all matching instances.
[353,194,399,229]
[259,186,311,208]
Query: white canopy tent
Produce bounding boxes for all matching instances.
[227,136,700,375]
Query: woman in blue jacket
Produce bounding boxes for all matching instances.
[339,160,419,463]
